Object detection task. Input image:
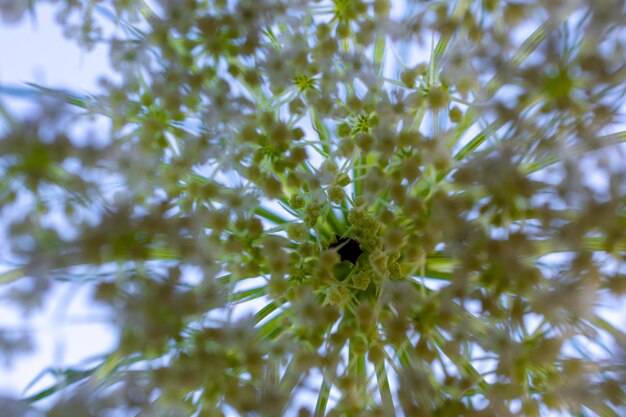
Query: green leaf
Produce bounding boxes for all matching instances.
[0,84,39,99]
[486,19,563,97]
[523,130,626,174]
[25,353,144,403]
[24,82,91,109]
[432,33,453,71]
[374,358,395,416]
[0,98,12,125]
[533,236,626,255]
[430,330,490,394]
[253,301,280,325]
[324,207,344,235]
[255,312,284,343]
[138,0,161,27]
[255,206,291,225]
[579,400,621,417]
[310,107,331,156]
[314,372,332,417]
[429,0,470,81]
[453,119,505,161]
[374,35,386,76]
[278,357,304,412]
[94,5,145,40]
[593,316,626,345]
[450,17,564,153]
[0,267,26,285]
[231,285,268,304]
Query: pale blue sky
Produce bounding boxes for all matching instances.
[0,4,117,400]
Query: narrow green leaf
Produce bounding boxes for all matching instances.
[314,373,332,417]
[454,119,505,161]
[94,5,145,40]
[382,77,407,88]
[255,206,291,225]
[409,102,427,132]
[426,256,457,274]
[486,20,560,97]
[253,301,280,325]
[352,151,364,197]
[523,130,626,174]
[374,35,385,68]
[324,207,344,235]
[430,0,470,78]
[146,247,179,260]
[430,330,490,394]
[255,311,285,343]
[511,21,554,67]
[593,316,626,345]
[0,84,39,99]
[0,99,12,125]
[375,359,395,416]
[310,108,331,156]
[0,268,26,285]
[25,366,97,403]
[450,17,564,153]
[579,400,620,417]
[231,285,268,304]
[262,26,279,46]
[433,34,452,66]
[278,357,303,400]
[24,82,90,109]
[533,236,626,255]
[138,0,161,27]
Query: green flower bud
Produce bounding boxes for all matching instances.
[449,106,463,123]
[290,194,306,209]
[337,123,352,137]
[400,68,419,89]
[327,184,346,204]
[325,285,351,306]
[287,222,309,242]
[373,0,391,16]
[370,249,388,274]
[389,262,403,280]
[352,270,371,290]
[427,86,449,109]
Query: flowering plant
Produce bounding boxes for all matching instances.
[1,1,626,416]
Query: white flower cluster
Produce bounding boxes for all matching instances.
[1,0,625,416]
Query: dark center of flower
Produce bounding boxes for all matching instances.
[330,235,363,264]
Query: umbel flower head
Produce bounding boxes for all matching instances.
[1,0,626,416]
